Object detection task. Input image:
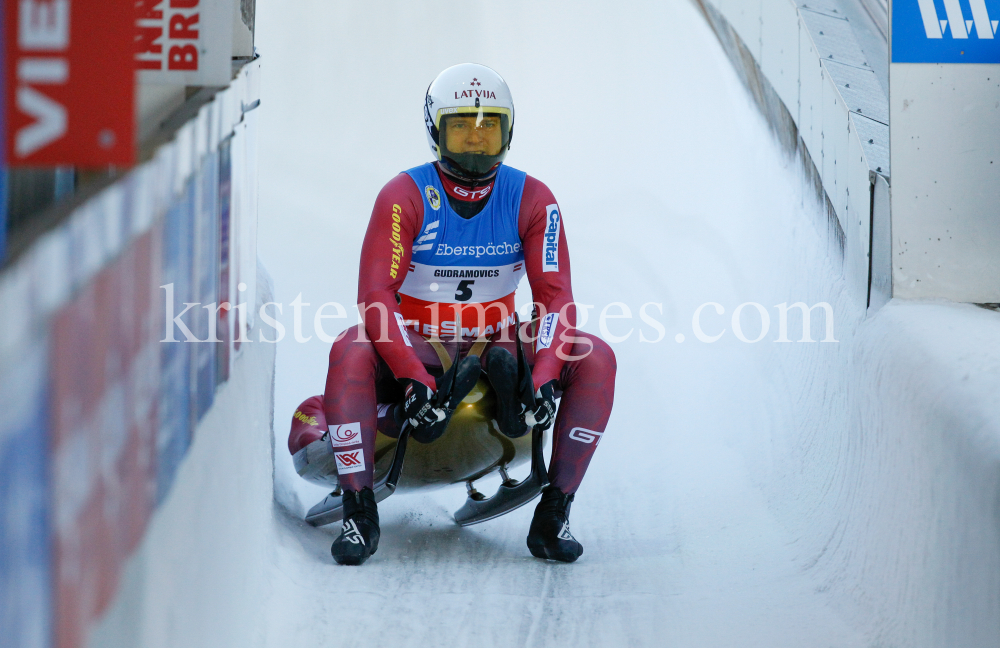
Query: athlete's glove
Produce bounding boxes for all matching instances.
[525,380,557,431]
[397,379,448,431]
[396,357,483,443]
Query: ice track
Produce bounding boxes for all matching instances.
[254,0,868,645]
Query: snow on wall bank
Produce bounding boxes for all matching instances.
[695,1,1000,645]
[843,303,1000,647]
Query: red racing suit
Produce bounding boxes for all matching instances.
[288,163,616,494]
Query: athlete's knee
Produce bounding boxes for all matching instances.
[566,331,616,376]
[288,395,327,454]
[587,335,617,376]
[328,324,378,370]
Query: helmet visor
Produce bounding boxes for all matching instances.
[437,107,512,177]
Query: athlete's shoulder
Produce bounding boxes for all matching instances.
[372,172,423,233]
[516,175,561,240]
[519,175,558,220]
[377,171,422,200]
[521,174,556,202]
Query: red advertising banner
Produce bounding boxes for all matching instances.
[6,0,135,166]
[51,228,160,647]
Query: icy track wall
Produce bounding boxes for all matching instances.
[695,1,1000,646]
[0,60,271,648]
[696,0,891,314]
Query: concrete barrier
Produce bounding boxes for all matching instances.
[87,263,275,648]
[0,59,266,648]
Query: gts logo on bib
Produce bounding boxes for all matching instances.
[543,204,560,272]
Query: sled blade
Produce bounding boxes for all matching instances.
[304,491,343,527]
[453,471,546,526]
[303,477,398,527]
[453,424,549,526]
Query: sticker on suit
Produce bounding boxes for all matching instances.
[329,422,362,448]
[334,449,366,474]
[536,312,559,350]
[542,204,561,272]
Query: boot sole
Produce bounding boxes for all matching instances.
[332,542,378,566]
[527,539,583,563]
[332,534,379,565]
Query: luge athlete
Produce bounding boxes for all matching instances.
[288,63,616,565]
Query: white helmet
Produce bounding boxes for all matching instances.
[424,63,514,181]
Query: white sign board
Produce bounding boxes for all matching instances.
[136,0,235,86]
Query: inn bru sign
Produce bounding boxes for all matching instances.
[135,0,233,85]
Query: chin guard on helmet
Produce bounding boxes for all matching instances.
[424,63,515,181]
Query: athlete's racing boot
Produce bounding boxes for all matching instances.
[527,486,583,563]
[485,347,528,438]
[331,488,380,566]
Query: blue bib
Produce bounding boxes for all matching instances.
[399,163,527,307]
